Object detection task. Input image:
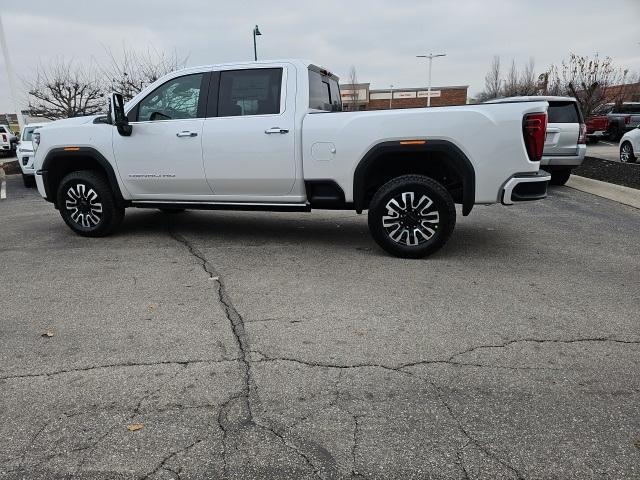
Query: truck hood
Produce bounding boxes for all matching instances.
[41,115,102,129]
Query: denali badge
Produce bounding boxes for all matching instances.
[128,174,176,178]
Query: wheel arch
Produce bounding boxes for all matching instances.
[353,140,476,215]
[40,147,126,208]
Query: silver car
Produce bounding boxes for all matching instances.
[488,96,586,185]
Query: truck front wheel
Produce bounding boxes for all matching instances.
[56,170,124,237]
[367,175,456,258]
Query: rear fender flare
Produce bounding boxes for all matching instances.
[352,140,476,215]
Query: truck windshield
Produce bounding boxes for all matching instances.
[22,126,40,141]
[309,69,342,112]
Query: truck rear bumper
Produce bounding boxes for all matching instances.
[501,171,551,205]
[540,145,586,168]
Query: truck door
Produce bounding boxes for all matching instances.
[201,65,297,197]
[112,72,212,198]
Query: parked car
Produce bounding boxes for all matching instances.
[585,105,612,143]
[0,124,17,156]
[31,59,551,258]
[16,123,46,187]
[619,125,639,163]
[488,96,586,185]
[606,102,640,141]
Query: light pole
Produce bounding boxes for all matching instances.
[0,13,24,132]
[416,53,446,107]
[253,25,262,61]
[389,84,393,109]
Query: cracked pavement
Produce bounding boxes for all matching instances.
[1,174,639,479]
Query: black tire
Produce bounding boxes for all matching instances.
[367,175,456,259]
[159,208,186,214]
[620,142,637,164]
[22,173,36,188]
[549,169,571,186]
[56,170,124,237]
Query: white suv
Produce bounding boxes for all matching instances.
[17,123,46,187]
[489,96,586,185]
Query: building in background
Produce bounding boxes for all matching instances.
[0,112,51,133]
[340,83,468,110]
[604,82,640,103]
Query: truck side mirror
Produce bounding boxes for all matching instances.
[110,93,132,136]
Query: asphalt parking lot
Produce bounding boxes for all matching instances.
[0,173,639,479]
[586,141,622,163]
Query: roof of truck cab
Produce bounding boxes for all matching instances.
[171,59,318,74]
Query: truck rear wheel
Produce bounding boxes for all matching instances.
[367,175,456,258]
[56,170,124,237]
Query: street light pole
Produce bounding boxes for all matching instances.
[0,13,24,132]
[253,25,262,61]
[416,53,446,107]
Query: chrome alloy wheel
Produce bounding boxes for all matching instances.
[620,143,633,163]
[65,183,103,228]
[382,191,440,246]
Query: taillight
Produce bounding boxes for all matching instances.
[523,112,547,162]
[624,115,631,125]
[1,134,6,142]
[578,123,587,144]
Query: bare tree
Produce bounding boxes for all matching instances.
[101,46,188,102]
[546,53,631,117]
[503,59,519,97]
[25,58,105,120]
[478,55,502,101]
[344,65,359,111]
[519,58,537,95]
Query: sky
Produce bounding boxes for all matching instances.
[0,0,639,113]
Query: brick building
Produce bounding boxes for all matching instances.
[340,83,468,110]
[603,82,640,103]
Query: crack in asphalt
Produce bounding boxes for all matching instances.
[447,337,640,363]
[250,334,640,373]
[88,226,635,479]
[141,436,209,480]
[350,414,364,478]
[253,352,556,373]
[0,358,239,382]
[169,228,335,480]
[434,385,524,480]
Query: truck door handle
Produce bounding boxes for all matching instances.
[176,131,198,137]
[264,127,289,134]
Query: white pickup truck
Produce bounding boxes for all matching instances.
[32,59,550,258]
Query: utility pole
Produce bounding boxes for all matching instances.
[253,25,262,61]
[0,12,24,132]
[416,53,446,107]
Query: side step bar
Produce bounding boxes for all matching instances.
[131,200,311,213]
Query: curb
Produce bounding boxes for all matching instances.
[566,175,640,209]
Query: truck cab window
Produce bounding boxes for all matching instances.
[308,69,341,112]
[218,68,282,117]
[137,73,204,122]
